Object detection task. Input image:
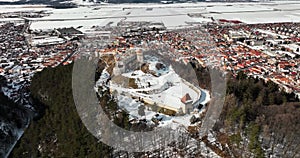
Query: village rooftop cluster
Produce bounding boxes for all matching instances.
[208,22,300,98]
[97,21,300,99]
[0,22,80,107]
[0,11,300,109]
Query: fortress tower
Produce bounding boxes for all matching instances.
[181,93,193,114]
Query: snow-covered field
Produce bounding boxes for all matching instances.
[0,5,49,13]
[0,1,299,31]
[0,0,19,2]
[205,10,300,24]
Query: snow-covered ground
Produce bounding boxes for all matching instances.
[117,94,200,130]
[0,5,49,13]
[31,36,65,46]
[1,1,299,31]
[206,10,300,24]
[111,56,202,111]
[113,82,210,129]
[96,56,210,129]
[0,0,19,2]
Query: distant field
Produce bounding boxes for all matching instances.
[0,1,298,31]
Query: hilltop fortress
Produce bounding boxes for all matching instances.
[101,48,202,114]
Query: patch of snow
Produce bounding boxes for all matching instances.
[31,37,65,46]
[116,94,194,129]
[106,56,211,129]
[208,131,216,143]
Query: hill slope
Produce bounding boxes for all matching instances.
[10,64,112,158]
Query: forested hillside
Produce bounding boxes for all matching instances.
[10,64,112,158]
[214,72,300,158]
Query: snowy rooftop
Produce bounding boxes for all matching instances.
[96,63,210,129]
[31,36,65,46]
[111,56,202,111]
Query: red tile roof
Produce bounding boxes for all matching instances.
[181,93,192,104]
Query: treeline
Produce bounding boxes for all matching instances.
[227,72,297,106]
[10,64,113,158]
